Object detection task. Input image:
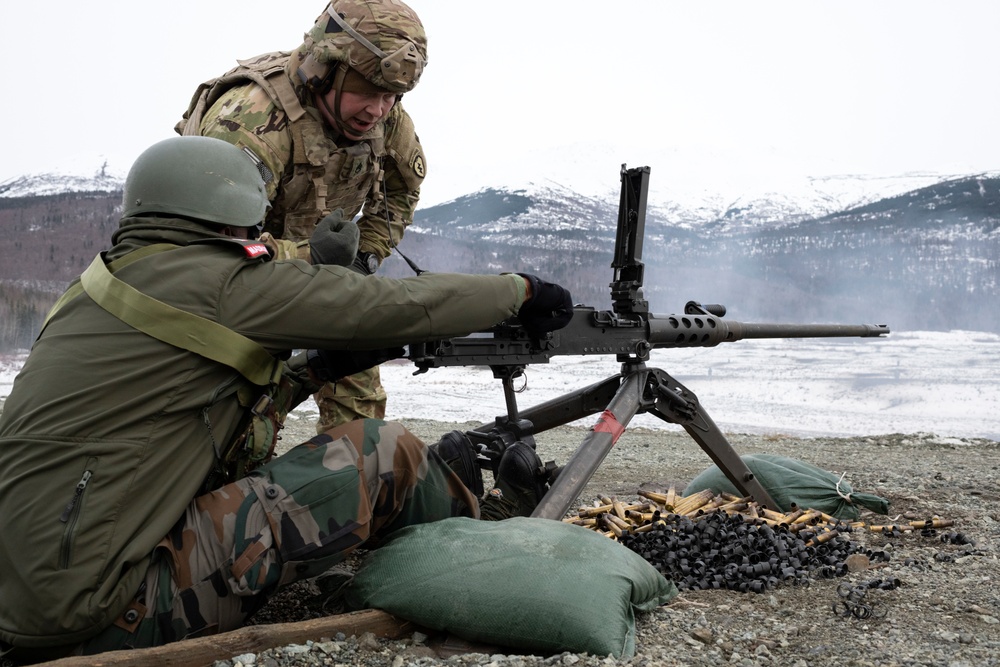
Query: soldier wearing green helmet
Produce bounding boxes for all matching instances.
[0,136,572,659]
[175,0,430,434]
[121,136,270,226]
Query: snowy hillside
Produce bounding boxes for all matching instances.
[0,144,970,232]
[0,159,125,198]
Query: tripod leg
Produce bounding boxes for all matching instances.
[499,374,624,433]
[531,370,648,520]
[647,369,779,510]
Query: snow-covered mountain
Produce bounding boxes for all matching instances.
[0,145,975,233]
[3,148,997,336]
[411,142,971,232]
[0,158,126,199]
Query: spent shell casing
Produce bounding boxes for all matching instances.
[760,507,788,522]
[578,503,614,518]
[793,509,823,525]
[720,502,749,514]
[612,497,628,521]
[568,517,598,528]
[600,514,624,538]
[869,524,913,532]
[908,518,954,529]
[633,520,666,534]
[671,489,715,515]
[664,485,677,509]
[685,496,727,518]
[602,512,631,531]
[756,516,784,527]
[783,509,805,523]
[806,529,841,547]
[638,489,669,508]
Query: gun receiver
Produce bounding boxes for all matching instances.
[408,164,889,520]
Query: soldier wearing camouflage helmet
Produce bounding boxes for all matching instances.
[0,136,572,659]
[175,0,429,434]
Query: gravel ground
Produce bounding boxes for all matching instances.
[5,415,998,666]
[236,417,1000,667]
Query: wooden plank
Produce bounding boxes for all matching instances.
[39,609,413,667]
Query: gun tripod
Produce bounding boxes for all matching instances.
[467,357,779,520]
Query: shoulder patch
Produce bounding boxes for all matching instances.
[410,151,426,178]
[242,242,272,259]
[241,146,274,185]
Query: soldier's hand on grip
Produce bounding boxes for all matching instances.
[516,274,573,337]
[310,209,359,266]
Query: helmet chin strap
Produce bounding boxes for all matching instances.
[315,62,356,139]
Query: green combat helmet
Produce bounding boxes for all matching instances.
[293,0,427,135]
[123,136,269,228]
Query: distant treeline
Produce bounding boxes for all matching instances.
[0,191,115,352]
[0,281,59,351]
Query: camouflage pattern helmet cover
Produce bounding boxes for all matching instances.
[300,0,427,94]
[123,137,269,228]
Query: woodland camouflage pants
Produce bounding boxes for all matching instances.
[76,419,477,654]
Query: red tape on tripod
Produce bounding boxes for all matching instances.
[593,410,625,444]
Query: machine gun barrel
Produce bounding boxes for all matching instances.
[648,315,890,348]
[409,308,889,371]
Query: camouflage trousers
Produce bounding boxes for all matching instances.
[76,419,476,654]
[314,366,387,433]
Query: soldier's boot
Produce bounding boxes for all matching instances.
[479,441,548,521]
[429,430,484,497]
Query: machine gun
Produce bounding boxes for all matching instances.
[408,164,889,520]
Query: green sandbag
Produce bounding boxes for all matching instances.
[682,453,889,520]
[344,516,677,659]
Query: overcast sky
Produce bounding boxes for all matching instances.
[2,1,998,205]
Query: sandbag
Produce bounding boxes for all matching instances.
[683,453,889,520]
[344,516,677,659]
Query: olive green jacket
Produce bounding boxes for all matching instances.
[0,217,525,648]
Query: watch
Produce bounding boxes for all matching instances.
[354,251,380,275]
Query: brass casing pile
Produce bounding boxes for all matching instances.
[564,487,952,547]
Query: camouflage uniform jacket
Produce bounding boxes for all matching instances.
[0,217,524,648]
[176,51,427,262]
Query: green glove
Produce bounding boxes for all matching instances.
[310,209,359,266]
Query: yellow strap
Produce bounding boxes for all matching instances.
[79,252,281,386]
[41,244,180,330]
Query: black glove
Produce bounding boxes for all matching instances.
[310,209,359,266]
[516,273,573,337]
[305,347,406,382]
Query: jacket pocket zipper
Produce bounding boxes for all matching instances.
[59,464,95,568]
